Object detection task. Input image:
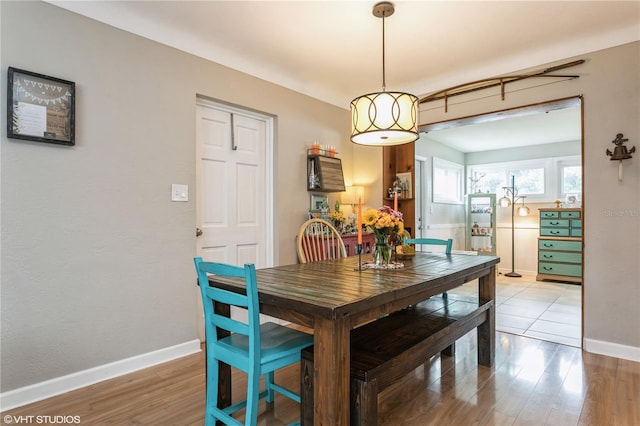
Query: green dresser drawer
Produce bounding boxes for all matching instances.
[540,228,570,237]
[540,211,559,219]
[560,211,581,219]
[541,219,569,227]
[539,262,582,277]
[539,239,582,251]
[571,228,582,237]
[539,251,582,264]
[571,219,582,228]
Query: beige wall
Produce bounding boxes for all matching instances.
[420,43,640,357]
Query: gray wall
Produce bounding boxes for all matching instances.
[1,1,350,393]
[415,137,466,228]
[466,140,581,164]
[420,43,640,354]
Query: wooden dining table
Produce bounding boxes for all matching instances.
[207,252,500,425]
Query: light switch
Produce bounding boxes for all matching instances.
[171,184,189,202]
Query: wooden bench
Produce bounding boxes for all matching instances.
[300,297,493,425]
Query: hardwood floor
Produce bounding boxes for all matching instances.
[3,330,638,425]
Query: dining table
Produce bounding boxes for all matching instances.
[207,252,500,425]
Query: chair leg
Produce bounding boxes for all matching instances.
[245,368,261,425]
[205,356,219,426]
[266,371,275,404]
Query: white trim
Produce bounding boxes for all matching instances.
[583,338,640,362]
[0,340,201,412]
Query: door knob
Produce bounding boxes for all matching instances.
[196,227,203,237]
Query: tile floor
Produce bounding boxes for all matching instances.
[448,273,582,347]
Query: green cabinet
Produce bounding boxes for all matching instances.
[466,194,496,255]
[537,208,582,283]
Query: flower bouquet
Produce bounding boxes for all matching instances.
[362,206,404,266]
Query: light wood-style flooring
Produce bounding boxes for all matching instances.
[2,330,638,425]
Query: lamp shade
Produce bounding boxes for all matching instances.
[341,186,365,205]
[518,206,530,216]
[350,91,419,146]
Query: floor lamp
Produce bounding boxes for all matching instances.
[499,176,529,277]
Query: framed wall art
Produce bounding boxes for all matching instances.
[395,172,413,198]
[310,194,329,210]
[7,67,75,146]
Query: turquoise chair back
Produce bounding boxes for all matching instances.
[194,257,313,426]
[404,237,453,254]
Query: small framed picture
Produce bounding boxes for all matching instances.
[310,194,328,210]
[7,67,75,146]
[395,172,412,198]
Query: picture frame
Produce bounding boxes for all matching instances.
[7,67,75,146]
[310,194,328,210]
[395,172,412,198]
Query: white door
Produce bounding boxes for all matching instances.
[195,99,274,339]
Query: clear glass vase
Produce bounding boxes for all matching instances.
[373,236,392,267]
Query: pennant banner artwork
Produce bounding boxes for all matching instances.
[7,67,75,146]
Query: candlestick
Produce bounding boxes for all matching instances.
[355,243,363,271]
[393,191,398,211]
[357,197,363,245]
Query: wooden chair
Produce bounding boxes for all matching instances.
[194,257,314,426]
[297,218,347,263]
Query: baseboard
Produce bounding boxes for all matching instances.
[583,338,640,362]
[0,339,201,412]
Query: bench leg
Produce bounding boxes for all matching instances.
[300,355,314,426]
[441,342,455,357]
[351,377,378,425]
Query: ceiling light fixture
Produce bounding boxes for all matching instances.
[350,2,419,146]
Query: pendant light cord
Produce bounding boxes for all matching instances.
[381,10,386,91]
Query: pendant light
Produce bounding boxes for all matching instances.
[350,2,419,146]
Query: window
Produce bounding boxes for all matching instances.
[433,157,464,204]
[560,162,582,197]
[511,168,545,195]
[467,156,580,202]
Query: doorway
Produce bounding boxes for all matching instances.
[194,97,275,339]
[417,97,584,347]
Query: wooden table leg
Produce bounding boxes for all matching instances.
[214,301,232,415]
[478,266,496,367]
[313,316,350,426]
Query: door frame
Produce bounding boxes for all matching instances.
[415,155,428,239]
[418,95,584,348]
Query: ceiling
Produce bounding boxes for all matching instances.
[423,104,582,153]
[47,1,639,150]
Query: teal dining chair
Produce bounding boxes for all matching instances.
[194,257,314,426]
[403,238,453,301]
[403,237,453,254]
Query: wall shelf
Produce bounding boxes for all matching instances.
[307,155,345,193]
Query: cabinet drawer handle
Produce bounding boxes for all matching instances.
[543,266,554,271]
[543,243,554,248]
[550,221,560,225]
[543,254,553,259]
[550,230,561,234]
